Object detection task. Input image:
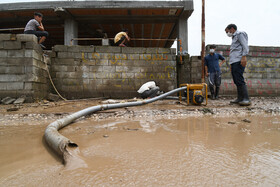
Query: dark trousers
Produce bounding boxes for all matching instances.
[231,61,245,86]
[208,71,221,88]
[140,87,159,99]
[24,30,49,38]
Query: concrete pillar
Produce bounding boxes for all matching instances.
[64,19,78,45]
[177,18,188,54]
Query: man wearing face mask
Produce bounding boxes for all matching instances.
[225,24,251,106]
[204,45,226,100]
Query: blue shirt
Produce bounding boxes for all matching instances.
[229,30,249,64]
[204,53,225,73]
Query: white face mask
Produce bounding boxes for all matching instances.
[227,32,233,37]
[209,49,215,53]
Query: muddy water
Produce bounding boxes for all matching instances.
[1,114,280,186]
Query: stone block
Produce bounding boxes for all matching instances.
[6,82,24,90]
[122,73,135,79]
[16,34,38,43]
[0,50,8,57]
[103,66,116,72]
[4,41,22,50]
[0,34,11,41]
[127,54,140,60]
[95,46,121,53]
[67,45,95,53]
[0,66,25,74]
[53,45,68,52]
[146,48,171,54]
[122,47,146,54]
[0,82,8,90]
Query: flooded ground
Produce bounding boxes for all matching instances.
[0,97,280,186]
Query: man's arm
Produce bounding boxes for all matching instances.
[37,22,45,31]
[238,33,249,67]
[219,59,226,67]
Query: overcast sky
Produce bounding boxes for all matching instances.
[1,0,279,55]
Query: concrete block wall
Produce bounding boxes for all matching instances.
[0,34,49,102]
[206,45,280,96]
[51,45,177,99]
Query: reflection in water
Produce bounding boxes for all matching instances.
[0,115,280,186]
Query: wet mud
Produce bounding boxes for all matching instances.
[0,97,280,186]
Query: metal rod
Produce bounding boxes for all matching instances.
[201,0,206,83]
[0,28,24,31]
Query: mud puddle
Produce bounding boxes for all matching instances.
[1,113,280,186]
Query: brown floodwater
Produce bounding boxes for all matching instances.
[1,113,280,186]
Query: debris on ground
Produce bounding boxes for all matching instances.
[1,97,16,105]
[47,93,60,102]
[242,119,251,123]
[13,95,26,105]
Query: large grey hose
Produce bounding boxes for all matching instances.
[44,86,187,164]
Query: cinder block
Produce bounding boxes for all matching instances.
[0,66,25,74]
[0,82,7,90]
[127,54,140,60]
[0,41,3,49]
[95,46,121,53]
[6,82,24,90]
[16,34,38,43]
[116,66,129,72]
[103,66,116,72]
[0,34,11,41]
[67,45,95,53]
[146,48,171,54]
[53,45,68,52]
[122,72,134,79]
[122,47,146,54]
[0,50,8,57]
[4,41,22,49]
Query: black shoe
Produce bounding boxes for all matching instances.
[230,86,243,104]
[239,85,251,106]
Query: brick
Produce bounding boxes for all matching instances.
[146,48,171,54]
[67,45,95,53]
[122,72,135,79]
[53,45,68,52]
[0,34,11,41]
[122,47,147,54]
[6,82,24,90]
[0,66,25,74]
[0,82,8,90]
[4,41,22,49]
[17,34,38,43]
[95,46,121,53]
[0,50,8,57]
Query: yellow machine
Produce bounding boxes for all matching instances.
[179,83,208,105]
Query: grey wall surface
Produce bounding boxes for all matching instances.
[0,34,49,102]
[51,45,177,99]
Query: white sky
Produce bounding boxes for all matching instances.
[1,0,279,55]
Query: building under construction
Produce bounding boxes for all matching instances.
[0,0,193,51]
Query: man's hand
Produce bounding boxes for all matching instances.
[205,72,209,77]
[241,56,247,67]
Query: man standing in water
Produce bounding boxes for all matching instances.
[204,45,226,100]
[225,24,251,106]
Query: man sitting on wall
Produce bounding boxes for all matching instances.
[114,28,130,47]
[137,81,160,99]
[24,12,49,49]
